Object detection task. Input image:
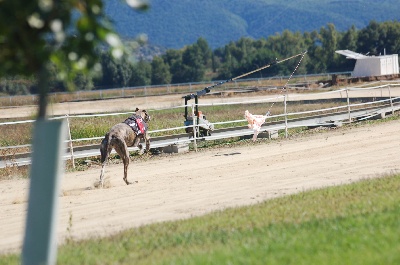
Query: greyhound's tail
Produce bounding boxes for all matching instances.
[100,133,110,163]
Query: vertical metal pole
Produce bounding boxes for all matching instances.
[22,119,67,265]
[346,89,351,123]
[284,95,288,138]
[66,115,75,169]
[191,103,198,152]
[388,85,394,115]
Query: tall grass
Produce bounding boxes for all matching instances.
[1,174,399,264]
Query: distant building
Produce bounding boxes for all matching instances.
[336,50,399,77]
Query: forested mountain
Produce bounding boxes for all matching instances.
[105,0,400,49]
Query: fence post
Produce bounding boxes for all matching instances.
[66,115,75,169]
[388,85,394,115]
[346,88,351,123]
[191,103,197,152]
[284,94,288,138]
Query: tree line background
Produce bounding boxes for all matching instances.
[1,20,400,96]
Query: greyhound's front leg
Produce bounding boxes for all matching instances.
[99,163,106,187]
[145,134,151,152]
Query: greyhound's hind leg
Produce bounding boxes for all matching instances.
[99,163,106,187]
[99,136,110,187]
[116,140,131,185]
[122,147,131,185]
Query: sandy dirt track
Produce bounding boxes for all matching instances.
[0,118,399,254]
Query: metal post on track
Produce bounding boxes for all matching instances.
[346,89,351,123]
[284,94,288,138]
[191,103,198,152]
[66,115,75,169]
[388,85,394,115]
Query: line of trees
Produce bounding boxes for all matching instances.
[2,20,400,96]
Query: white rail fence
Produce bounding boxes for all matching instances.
[1,83,400,168]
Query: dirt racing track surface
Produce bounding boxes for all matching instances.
[1,117,399,254]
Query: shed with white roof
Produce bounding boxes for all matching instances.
[336,50,399,77]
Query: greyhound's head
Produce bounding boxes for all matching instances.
[140,109,151,123]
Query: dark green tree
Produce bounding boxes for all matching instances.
[196,37,212,67]
[319,23,339,71]
[337,25,358,71]
[180,44,206,82]
[339,25,358,51]
[163,49,185,84]
[357,20,383,55]
[130,60,152,86]
[99,52,119,88]
[151,56,171,85]
[384,21,400,54]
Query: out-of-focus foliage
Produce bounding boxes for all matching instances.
[0,0,149,90]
